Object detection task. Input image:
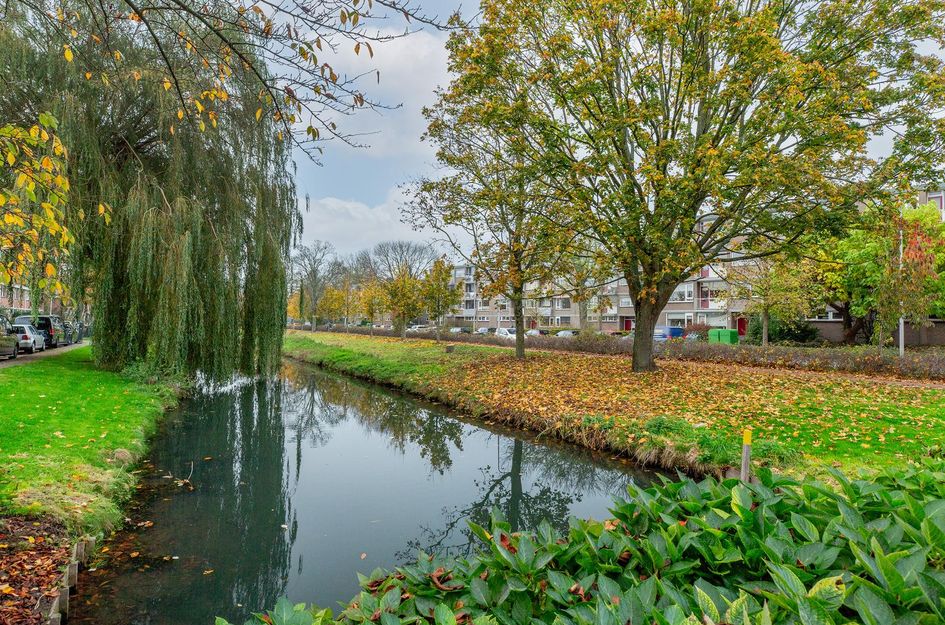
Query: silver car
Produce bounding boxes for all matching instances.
[12,324,45,353]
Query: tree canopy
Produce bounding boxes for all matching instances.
[0,15,298,377]
[434,0,945,370]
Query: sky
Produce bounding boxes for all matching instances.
[294,0,466,256]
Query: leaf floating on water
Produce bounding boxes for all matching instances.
[203,569,215,575]
[360,552,367,560]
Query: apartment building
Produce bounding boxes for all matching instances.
[446,263,748,334]
[0,283,34,314]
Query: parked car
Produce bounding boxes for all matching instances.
[525,328,549,337]
[474,327,492,335]
[448,327,472,334]
[14,315,66,348]
[406,324,433,333]
[556,330,577,338]
[494,327,515,340]
[12,324,46,353]
[0,317,18,359]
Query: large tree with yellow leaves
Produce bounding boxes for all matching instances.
[440,0,945,371]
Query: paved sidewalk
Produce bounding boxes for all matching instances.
[0,341,86,370]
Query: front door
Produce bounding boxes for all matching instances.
[622,317,633,331]
[737,317,747,336]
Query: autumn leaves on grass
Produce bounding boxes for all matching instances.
[284,332,945,473]
[429,353,945,472]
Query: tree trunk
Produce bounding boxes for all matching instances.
[513,292,526,359]
[761,309,770,346]
[631,300,660,372]
[311,304,317,332]
[401,316,407,339]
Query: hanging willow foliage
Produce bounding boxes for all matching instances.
[0,11,300,378]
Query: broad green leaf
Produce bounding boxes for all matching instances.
[434,603,457,625]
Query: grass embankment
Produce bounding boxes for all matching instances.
[0,347,178,533]
[283,330,945,474]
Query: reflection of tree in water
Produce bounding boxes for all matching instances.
[127,377,296,624]
[280,362,465,474]
[399,438,640,560]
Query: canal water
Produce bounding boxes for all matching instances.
[73,360,656,625]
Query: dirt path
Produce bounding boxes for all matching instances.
[0,341,86,370]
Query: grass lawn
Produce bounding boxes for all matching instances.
[0,346,177,533]
[283,330,945,474]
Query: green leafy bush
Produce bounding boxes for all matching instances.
[746,315,820,345]
[221,460,945,625]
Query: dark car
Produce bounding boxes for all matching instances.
[14,314,66,348]
[0,316,18,359]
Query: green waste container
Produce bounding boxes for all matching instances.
[708,329,722,343]
[718,329,739,344]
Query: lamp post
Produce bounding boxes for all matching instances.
[899,206,905,359]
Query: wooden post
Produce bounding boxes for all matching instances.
[740,429,752,482]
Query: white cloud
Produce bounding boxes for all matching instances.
[323,27,450,160]
[293,15,462,255]
[299,186,430,255]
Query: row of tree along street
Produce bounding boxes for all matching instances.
[290,240,463,340]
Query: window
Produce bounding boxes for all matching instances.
[539,297,552,307]
[525,299,536,309]
[464,299,475,310]
[558,316,571,325]
[669,283,694,302]
[465,283,475,293]
[619,297,632,308]
[465,266,473,276]
[556,298,571,309]
[477,315,489,322]
[480,299,490,308]
[602,315,618,323]
[588,314,599,322]
[500,315,512,322]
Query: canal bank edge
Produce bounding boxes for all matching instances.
[44,535,96,624]
[282,332,731,477]
[0,347,184,625]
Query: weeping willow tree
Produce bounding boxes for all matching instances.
[0,10,299,378]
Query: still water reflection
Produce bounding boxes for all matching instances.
[73,361,656,625]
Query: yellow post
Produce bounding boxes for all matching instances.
[740,429,752,482]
